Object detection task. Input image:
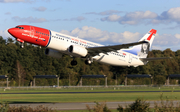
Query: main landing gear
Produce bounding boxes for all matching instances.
[85,56,93,65]
[70,58,93,66]
[85,59,92,65]
[71,59,77,66]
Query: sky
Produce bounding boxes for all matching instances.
[1,0,180,51]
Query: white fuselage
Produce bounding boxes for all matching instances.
[47,30,144,66]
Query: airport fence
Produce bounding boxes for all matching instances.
[0,85,180,91]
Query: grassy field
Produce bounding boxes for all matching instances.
[0,92,179,103]
[0,86,179,103]
[0,86,179,112]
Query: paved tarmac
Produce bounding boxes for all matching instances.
[9,101,180,110]
[8,102,135,110]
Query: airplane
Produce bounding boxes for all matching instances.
[8,25,170,67]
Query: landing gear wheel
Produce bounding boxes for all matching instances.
[20,43,24,48]
[85,60,92,65]
[71,60,77,66]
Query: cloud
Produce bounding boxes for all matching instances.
[151,46,163,50]
[63,16,86,22]
[85,10,122,16]
[4,12,11,15]
[100,7,180,25]
[60,26,180,50]
[70,16,86,22]
[55,7,180,26]
[153,34,180,48]
[60,26,141,44]
[12,16,47,23]
[0,0,50,3]
[101,11,157,25]
[153,33,180,50]
[175,34,180,39]
[167,7,180,21]
[0,29,11,39]
[0,0,35,3]
[101,14,121,22]
[33,6,47,12]
[50,8,61,12]
[154,7,180,24]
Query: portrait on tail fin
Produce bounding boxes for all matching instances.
[137,40,150,58]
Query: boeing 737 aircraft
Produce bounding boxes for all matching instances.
[8,25,169,66]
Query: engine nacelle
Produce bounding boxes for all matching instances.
[45,48,62,59]
[69,45,88,57]
[48,39,68,52]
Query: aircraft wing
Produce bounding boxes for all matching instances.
[140,57,172,61]
[87,41,147,56]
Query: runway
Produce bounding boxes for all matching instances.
[9,101,180,110]
[8,102,136,110]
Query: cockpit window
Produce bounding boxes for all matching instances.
[15,26,24,29]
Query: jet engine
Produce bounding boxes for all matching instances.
[69,45,88,57]
[45,48,62,59]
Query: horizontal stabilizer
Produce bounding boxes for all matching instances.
[140,57,172,61]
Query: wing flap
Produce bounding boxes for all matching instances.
[140,57,172,61]
[87,40,148,56]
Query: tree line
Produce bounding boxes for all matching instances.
[0,36,179,86]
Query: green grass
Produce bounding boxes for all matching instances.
[0,91,179,103]
[0,87,179,112]
[0,86,179,103]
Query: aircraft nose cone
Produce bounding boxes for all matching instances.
[8,28,17,37]
[8,28,14,34]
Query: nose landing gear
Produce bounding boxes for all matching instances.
[17,38,24,48]
[20,42,24,48]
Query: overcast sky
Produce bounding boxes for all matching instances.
[1,0,180,51]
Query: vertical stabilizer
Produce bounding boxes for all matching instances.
[122,29,156,58]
